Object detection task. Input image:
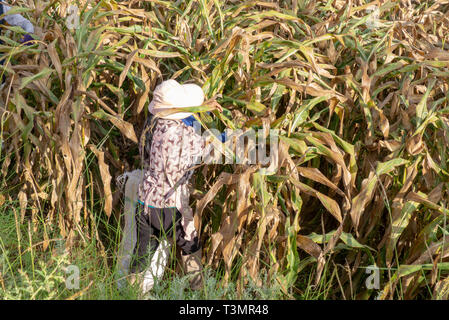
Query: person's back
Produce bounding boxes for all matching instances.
[138,117,203,220]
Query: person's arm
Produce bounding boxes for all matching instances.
[2,4,34,33]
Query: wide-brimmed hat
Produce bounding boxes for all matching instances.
[148,79,205,120]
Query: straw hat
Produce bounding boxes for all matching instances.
[148,79,205,120]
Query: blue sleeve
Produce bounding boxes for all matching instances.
[220,131,226,143]
[181,115,196,127]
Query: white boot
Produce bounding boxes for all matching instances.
[141,239,171,295]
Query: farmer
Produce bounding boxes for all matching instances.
[0,2,34,41]
[130,79,207,292]
[0,1,35,84]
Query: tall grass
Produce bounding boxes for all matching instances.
[0,0,448,299]
[0,198,286,299]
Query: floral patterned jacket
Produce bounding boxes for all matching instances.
[138,116,204,240]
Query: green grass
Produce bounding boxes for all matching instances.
[0,201,288,300]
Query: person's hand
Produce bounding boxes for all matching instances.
[213,101,223,112]
[20,34,33,46]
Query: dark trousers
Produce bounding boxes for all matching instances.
[130,203,200,274]
[0,56,5,84]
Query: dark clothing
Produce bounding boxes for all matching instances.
[0,4,4,25]
[130,202,200,274]
[0,4,5,83]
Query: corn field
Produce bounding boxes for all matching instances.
[0,0,449,299]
